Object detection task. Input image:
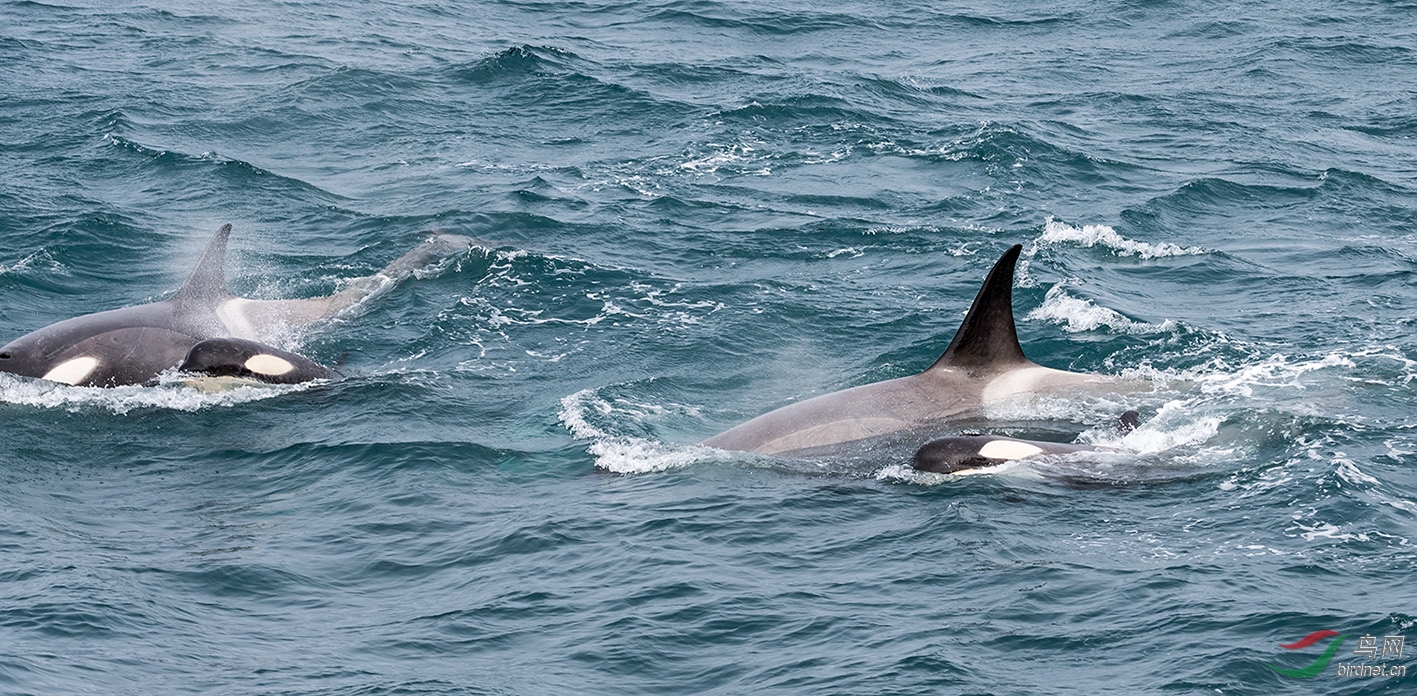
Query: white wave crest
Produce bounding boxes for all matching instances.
[589,437,723,474]
[1076,399,1224,454]
[558,388,721,474]
[1037,217,1204,259]
[0,249,64,276]
[1025,284,1173,334]
[1190,351,1355,402]
[678,140,772,176]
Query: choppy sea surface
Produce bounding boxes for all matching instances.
[3,1,1417,693]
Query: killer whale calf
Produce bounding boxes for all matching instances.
[0,224,472,387]
[913,434,1100,475]
[701,244,1148,457]
[177,337,336,385]
[913,411,1140,475]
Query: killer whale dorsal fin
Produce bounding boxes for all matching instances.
[928,243,1030,374]
[171,224,233,303]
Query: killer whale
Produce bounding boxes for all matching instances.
[912,434,1099,474]
[177,337,336,385]
[701,244,1145,456]
[0,224,472,387]
[913,411,1141,474]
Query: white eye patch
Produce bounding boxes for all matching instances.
[42,356,99,385]
[978,440,1045,460]
[243,354,294,376]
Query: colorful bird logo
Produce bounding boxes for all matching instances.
[1266,630,1349,679]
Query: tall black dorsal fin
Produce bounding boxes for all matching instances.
[928,243,1029,374]
[171,224,233,303]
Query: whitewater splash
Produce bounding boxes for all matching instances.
[0,371,312,415]
[1033,217,1205,259]
[1026,283,1176,334]
[559,387,728,474]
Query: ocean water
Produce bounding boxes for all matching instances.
[2,0,1417,693]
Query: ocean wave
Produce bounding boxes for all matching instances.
[1025,284,1175,334]
[645,7,866,37]
[101,132,349,205]
[1188,350,1356,403]
[558,387,719,474]
[447,45,568,84]
[445,248,721,344]
[0,249,64,277]
[678,138,773,177]
[1033,217,1205,259]
[446,44,674,121]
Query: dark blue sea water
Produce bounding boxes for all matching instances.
[3,1,1417,693]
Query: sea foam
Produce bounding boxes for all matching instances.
[1035,217,1205,259]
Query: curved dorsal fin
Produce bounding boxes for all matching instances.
[928,243,1029,374]
[171,224,233,303]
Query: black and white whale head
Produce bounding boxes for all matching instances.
[912,434,1088,474]
[177,337,334,385]
[0,318,198,386]
[912,412,1140,474]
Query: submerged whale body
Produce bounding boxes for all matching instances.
[701,244,1143,457]
[0,224,472,387]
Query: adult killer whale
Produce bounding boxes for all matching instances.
[701,244,1146,457]
[0,224,472,387]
